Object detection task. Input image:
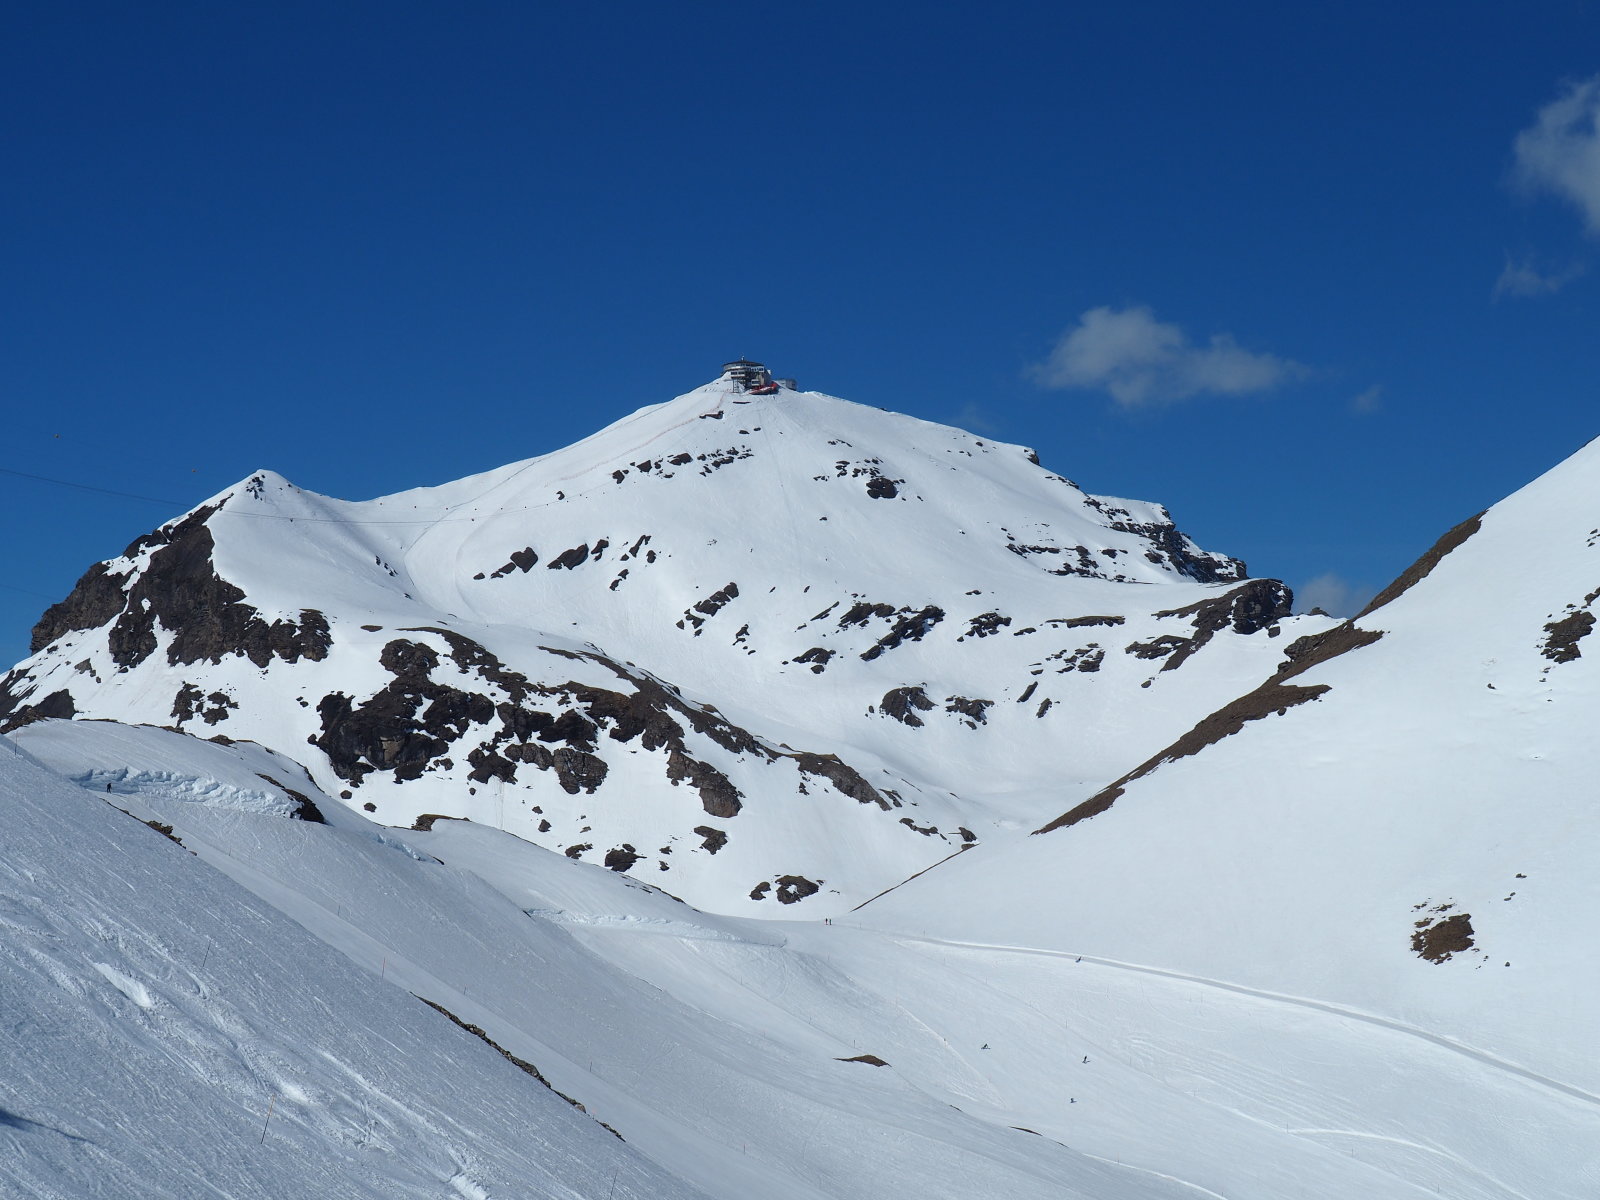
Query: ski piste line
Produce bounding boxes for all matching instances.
[1075,1153,1232,1200]
[885,932,1600,1111]
[182,387,739,532]
[1277,1130,1538,1200]
[417,387,737,532]
[158,815,1025,1200]
[407,386,738,613]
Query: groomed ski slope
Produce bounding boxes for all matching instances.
[11,720,1598,1199]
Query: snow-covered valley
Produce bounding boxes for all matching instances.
[8,721,1597,1198]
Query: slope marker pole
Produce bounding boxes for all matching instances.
[259,1093,276,1145]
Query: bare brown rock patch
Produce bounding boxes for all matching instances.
[1411,910,1475,963]
[1542,610,1595,663]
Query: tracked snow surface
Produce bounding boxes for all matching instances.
[9,716,1598,1199]
[862,432,1600,1190]
[2,376,1324,913]
[0,729,710,1200]
[6,704,1593,1200]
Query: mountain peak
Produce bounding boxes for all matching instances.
[1,378,1317,912]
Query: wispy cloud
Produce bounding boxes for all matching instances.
[1512,75,1600,233]
[1350,385,1384,414]
[1295,573,1370,618]
[1031,305,1307,408]
[953,400,1000,435]
[1492,254,1585,299]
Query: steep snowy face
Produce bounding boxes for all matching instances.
[0,731,712,1200]
[864,434,1600,1095]
[2,378,1321,913]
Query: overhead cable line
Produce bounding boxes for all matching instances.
[0,464,502,527]
[0,581,61,601]
[0,466,182,508]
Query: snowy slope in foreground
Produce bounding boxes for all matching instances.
[0,733,707,1200]
[863,435,1600,1103]
[11,719,1599,1199]
[2,376,1325,914]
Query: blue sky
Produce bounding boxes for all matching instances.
[4,2,1600,664]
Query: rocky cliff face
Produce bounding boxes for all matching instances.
[1,378,1324,913]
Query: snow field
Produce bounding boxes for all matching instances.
[0,738,710,1200]
[15,721,1597,1198]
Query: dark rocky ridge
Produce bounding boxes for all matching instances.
[301,627,900,830]
[314,640,495,784]
[1356,513,1483,619]
[1037,620,1385,835]
[1149,579,1294,672]
[1035,510,1488,837]
[1083,496,1247,584]
[30,561,130,654]
[34,504,334,672]
[0,678,76,732]
[861,606,944,661]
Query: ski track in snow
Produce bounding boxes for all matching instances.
[9,726,1593,1199]
[0,744,709,1200]
[890,933,1600,1111]
[1077,1154,1234,1200]
[1281,1131,1536,1200]
[523,909,749,942]
[407,388,726,559]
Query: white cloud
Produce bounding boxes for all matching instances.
[953,400,1000,435]
[1350,385,1384,414]
[1513,76,1600,233]
[1295,573,1370,618]
[1032,305,1306,408]
[1493,254,1584,299]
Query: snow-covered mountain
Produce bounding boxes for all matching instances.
[863,432,1600,1110]
[5,372,1599,1199]
[1,372,1323,913]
